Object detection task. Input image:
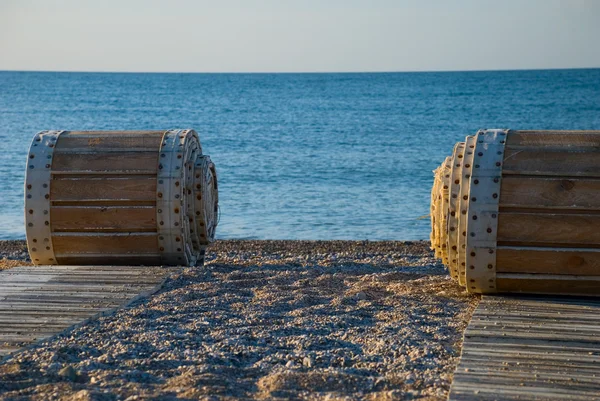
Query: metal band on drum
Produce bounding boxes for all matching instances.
[457,135,476,286]
[25,131,64,265]
[447,143,465,279]
[465,129,507,293]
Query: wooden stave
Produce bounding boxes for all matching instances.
[463,129,600,296]
[25,130,218,266]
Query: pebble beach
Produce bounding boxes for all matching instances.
[0,240,477,400]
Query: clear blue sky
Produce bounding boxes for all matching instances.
[1,0,599,72]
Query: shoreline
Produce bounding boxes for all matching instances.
[0,240,477,400]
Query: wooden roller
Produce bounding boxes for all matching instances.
[459,129,600,296]
[431,157,451,262]
[24,130,218,266]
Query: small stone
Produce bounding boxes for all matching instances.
[356,292,367,301]
[302,356,313,368]
[58,365,77,381]
[285,360,295,368]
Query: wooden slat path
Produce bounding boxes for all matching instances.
[0,265,176,359]
[449,296,600,400]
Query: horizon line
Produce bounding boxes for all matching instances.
[1,66,599,74]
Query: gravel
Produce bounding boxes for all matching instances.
[0,240,478,400]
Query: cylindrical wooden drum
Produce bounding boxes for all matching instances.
[462,129,600,295]
[24,130,218,266]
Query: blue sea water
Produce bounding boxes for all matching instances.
[1,69,599,240]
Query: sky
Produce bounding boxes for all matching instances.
[0,0,599,73]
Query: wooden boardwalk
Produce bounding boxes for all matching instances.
[0,265,176,358]
[450,295,600,400]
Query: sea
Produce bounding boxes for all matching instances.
[1,69,599,240]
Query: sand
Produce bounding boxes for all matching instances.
[0,240,477,400]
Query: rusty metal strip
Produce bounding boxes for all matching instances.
[25,131,64,265]
[464,129,507,294]
[447,142,465,279]
[457,135,476,286]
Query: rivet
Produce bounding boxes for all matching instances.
[30,154,35,159]
[450,211,456,217]
[492,193,498,198]
[44,210,48,215]
[175,194,180,199]
[176,237,181,242]
[197,195,201,200]
[160,221,164,225]
[29,165,34,169]
[488,264,493,269]
[469,265,475,270]
[496,162,501,167]
[27,194,32,199]
[478,152,483,156]
[32,248,37,251]
[175,181,180,187]
[45,221,49,226]
[452,245,457,251]
[174,222,179,226]
[45,194,49,199]
[161,154,166,158]
[470,279,475,283]
[43,183,48,188]
[45,164,50,168]
[487,228,492,233]
[177,154,182,159]
[196,211,200,216]
[461,210,467,215]
[46,246,50,250]
[44,238,49,242]
[159,164,163,169]
[470,252,476,257]
[465,164,470,168]
[48,144,54,148]
[491,213,497,218]
[177,248,182,252]
[470,232,475,237]
[489,249,494,254]
[159,247,165,251]
[33,238,37,243]
[463,195,468,200]
[28,223,33,227]
[443,185,448,190]
[493,178,499,183]
[450,227,455,232]
[196,174,200,179]
[28,209,33,214]
[158,192,163,198]
[458,154,463,159]
[474,179,479,185]
[471,197,477,202]
[472,215,478,220]
[174,208,179,213]
[158,209,162,213]
[49,258,53,261]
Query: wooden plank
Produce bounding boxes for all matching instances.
[496,276,600,296]
[0,265,176,359]
[497,212,600,247]
[51,151,158,174]
[506,131,600,148]
[500,176,600,210]
[51,233,157,256]
[50,177,157,202]
[497,246,600,275]
[503,148,600,178]
[51,206,156,232]
[56,131,164,151]
[449,295,600,400]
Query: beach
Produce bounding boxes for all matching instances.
[0,240,477,400]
